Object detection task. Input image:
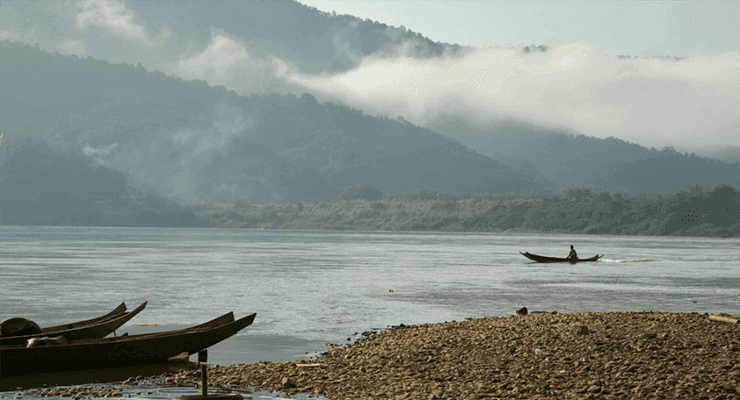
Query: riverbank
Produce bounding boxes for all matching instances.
[165,310,739,400]
[201,185,740,237]
[6,311,739,399]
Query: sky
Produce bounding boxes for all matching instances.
[1,0,738,152]
[301,1,740,57]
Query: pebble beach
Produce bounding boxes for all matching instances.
[9,311,740,399]
[214,310,740,399]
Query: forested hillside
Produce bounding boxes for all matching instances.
[132,0,462,74]
[0,137,206,227]
[0,41,540,210]
[430,119,740,195]
[206,185,740,238]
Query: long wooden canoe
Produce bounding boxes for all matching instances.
[521,252,603,263]
[1,302,127,337]
[39,302,128,334]
[0,302,147,346]
[0,312,256,375]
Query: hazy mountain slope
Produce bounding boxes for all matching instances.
[131,0,461,74]
[0,136,206,227]
[0,42,540,205]
[430,118,740,195]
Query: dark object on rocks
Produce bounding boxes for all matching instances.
[575,325,589,335]
[520,251,603,263]
[173,365,243,400]
[0,318,42,337]
[516,307,528,316]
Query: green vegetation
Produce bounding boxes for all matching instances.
[203,185,740,237]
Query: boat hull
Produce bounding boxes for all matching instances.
[0,312,255,376]
[520,252,603,263]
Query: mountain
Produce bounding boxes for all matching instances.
[0,136,206,227]
[0,42,541,208]
[429,118,740,195]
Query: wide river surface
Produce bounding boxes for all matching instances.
[1,226,738,398]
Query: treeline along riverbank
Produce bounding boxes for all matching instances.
[203,184,740,238]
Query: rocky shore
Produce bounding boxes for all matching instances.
[160,310,740,399]
[16,311,739,399]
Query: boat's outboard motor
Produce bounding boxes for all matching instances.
[0,317,43,337]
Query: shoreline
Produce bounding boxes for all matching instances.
[5,311,739,399]
[214,310,740,399]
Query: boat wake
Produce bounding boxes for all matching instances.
[600,258,654,263]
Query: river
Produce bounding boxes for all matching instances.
[1,226,738,399]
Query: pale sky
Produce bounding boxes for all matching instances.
[301,1,740,57]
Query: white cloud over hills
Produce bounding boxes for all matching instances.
[290,42,739,150]
[2,0,738,151]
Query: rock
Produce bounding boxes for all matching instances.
[516,307,528,316]
[575,325,589,335]
[281,377,296,388]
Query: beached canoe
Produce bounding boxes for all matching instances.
[1,302,127,337]
[0,302,148,346]
[0,311,255,375]
[520,252,603,263]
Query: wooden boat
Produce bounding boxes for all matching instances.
[0,312,256,375]
[1,302,127,337]
[520,252,603,263]
[0,302,148,346]
[39,302,129,334]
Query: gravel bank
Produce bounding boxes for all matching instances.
[36,312,740,400]
[175,311,738,399]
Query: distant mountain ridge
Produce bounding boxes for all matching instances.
[430,118,740,196]
[1,41,540,207]
[131,0,462,74]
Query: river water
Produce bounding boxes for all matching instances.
[1,226,738,398]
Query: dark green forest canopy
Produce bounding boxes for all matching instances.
[206,185,740,238]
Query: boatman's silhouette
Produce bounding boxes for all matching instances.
[568,245,577,263]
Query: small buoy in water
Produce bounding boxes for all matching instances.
[386,289,394,293]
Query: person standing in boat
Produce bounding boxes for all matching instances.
[568,245,577,262]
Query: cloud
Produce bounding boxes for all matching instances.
[0,30,21,42]
[83,143,118,163]
[169,34,292,94]
[290,41,740,150]
[72,0,171,48]
[56,38,89,56]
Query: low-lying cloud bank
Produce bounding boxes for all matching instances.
[165,32,739,150]
[290,42,739,150]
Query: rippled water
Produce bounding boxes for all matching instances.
[1,226,738,398]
